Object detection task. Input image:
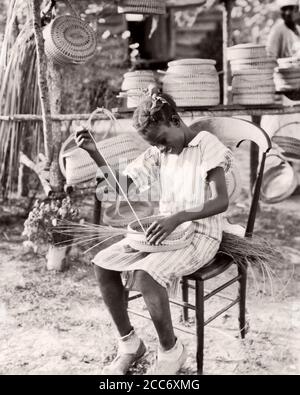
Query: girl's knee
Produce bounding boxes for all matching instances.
[134,270,155,293]
[94,265,119,285]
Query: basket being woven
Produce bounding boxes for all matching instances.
[126,215,195,253]
[118,0,166,15]
[43,15,96,65]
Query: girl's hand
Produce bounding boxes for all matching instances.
[75,129,97,154]
[146,214,182,245]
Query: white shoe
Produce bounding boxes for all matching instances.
[149,338,187,375]
[102,339,146,375]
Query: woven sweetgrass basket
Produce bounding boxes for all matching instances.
[59,108,149,186]
[43,15,96,65]
[227,44,267,61]
[118,0,166,15]
[232,93,275,105]
[126,215,195,253]
[260,160,298,204]
[230,58,276,73]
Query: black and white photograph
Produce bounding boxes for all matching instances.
[0,0,299,376]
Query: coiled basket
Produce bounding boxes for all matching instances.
[126,215,195,253]
[43,4,96,66]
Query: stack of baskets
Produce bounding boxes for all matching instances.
[120,70,157,109]
[274,57,300,91]
[118,0,167,15]
[162,59,220,107]
[228,44,276,105]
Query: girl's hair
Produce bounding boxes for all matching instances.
[133,93,179,141]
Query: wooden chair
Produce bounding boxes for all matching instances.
[94,117,272,375]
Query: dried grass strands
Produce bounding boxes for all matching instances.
[0,1,41,196]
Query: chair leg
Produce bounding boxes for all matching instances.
[182,278,189,322]
[238,265,247,339]
[195,280,205,375]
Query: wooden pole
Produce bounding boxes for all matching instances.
[31,0,53,169]
[222,0,233,105]
[47,60,64,192]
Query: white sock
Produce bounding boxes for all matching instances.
[158,338,183,361]
[118,329,141,354]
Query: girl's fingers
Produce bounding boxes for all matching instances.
[156,232,168,245]
[146,221,161,236]
[148,229,165,244]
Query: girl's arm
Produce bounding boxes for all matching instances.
[147,167,229,245]
[75,130,133,194]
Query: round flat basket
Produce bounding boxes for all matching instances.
[260,161,298,204]
[168,59,216,67]
[118,0,166,15]
[103,201,154,228]
[126,215,195,252]
[173,96,220,107]
[227,44,267,61]
[43,15,96,65]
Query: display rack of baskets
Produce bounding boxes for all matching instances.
[228,44,276,105]
[162,59,220,107]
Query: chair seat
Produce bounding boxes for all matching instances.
[184,252,234,282]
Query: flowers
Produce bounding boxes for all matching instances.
[23,197,80,252]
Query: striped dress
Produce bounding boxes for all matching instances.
[93,131,233,292]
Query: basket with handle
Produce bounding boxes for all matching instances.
[126,215,195,253]
[59,108,149,186]
[118,0,166,15]
[43,0,97,65]
[260,154,298,204]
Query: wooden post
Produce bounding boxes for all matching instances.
[31,0,53,169]
[47,60,64,192]
[222,0,233,105]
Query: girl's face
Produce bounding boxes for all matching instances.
[145,120,186,155]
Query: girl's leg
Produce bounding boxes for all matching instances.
[134,270,176,351]
[94,265,132,337]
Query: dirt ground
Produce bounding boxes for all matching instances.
[0,146,300,375]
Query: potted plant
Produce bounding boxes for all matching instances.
[23,197,80,271]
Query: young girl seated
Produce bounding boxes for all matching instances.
[75,92,233,375]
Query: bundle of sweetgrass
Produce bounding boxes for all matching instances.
[53,220,281,265]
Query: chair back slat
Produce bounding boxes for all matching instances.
[189,117,272,152]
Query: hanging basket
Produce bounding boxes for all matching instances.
[103,199,154,228]
[126,215,195,253]
[118,0,167,15]
[43,2,97,66]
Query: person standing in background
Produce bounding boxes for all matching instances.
[267,0,300,59]
[262,0,300,183]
